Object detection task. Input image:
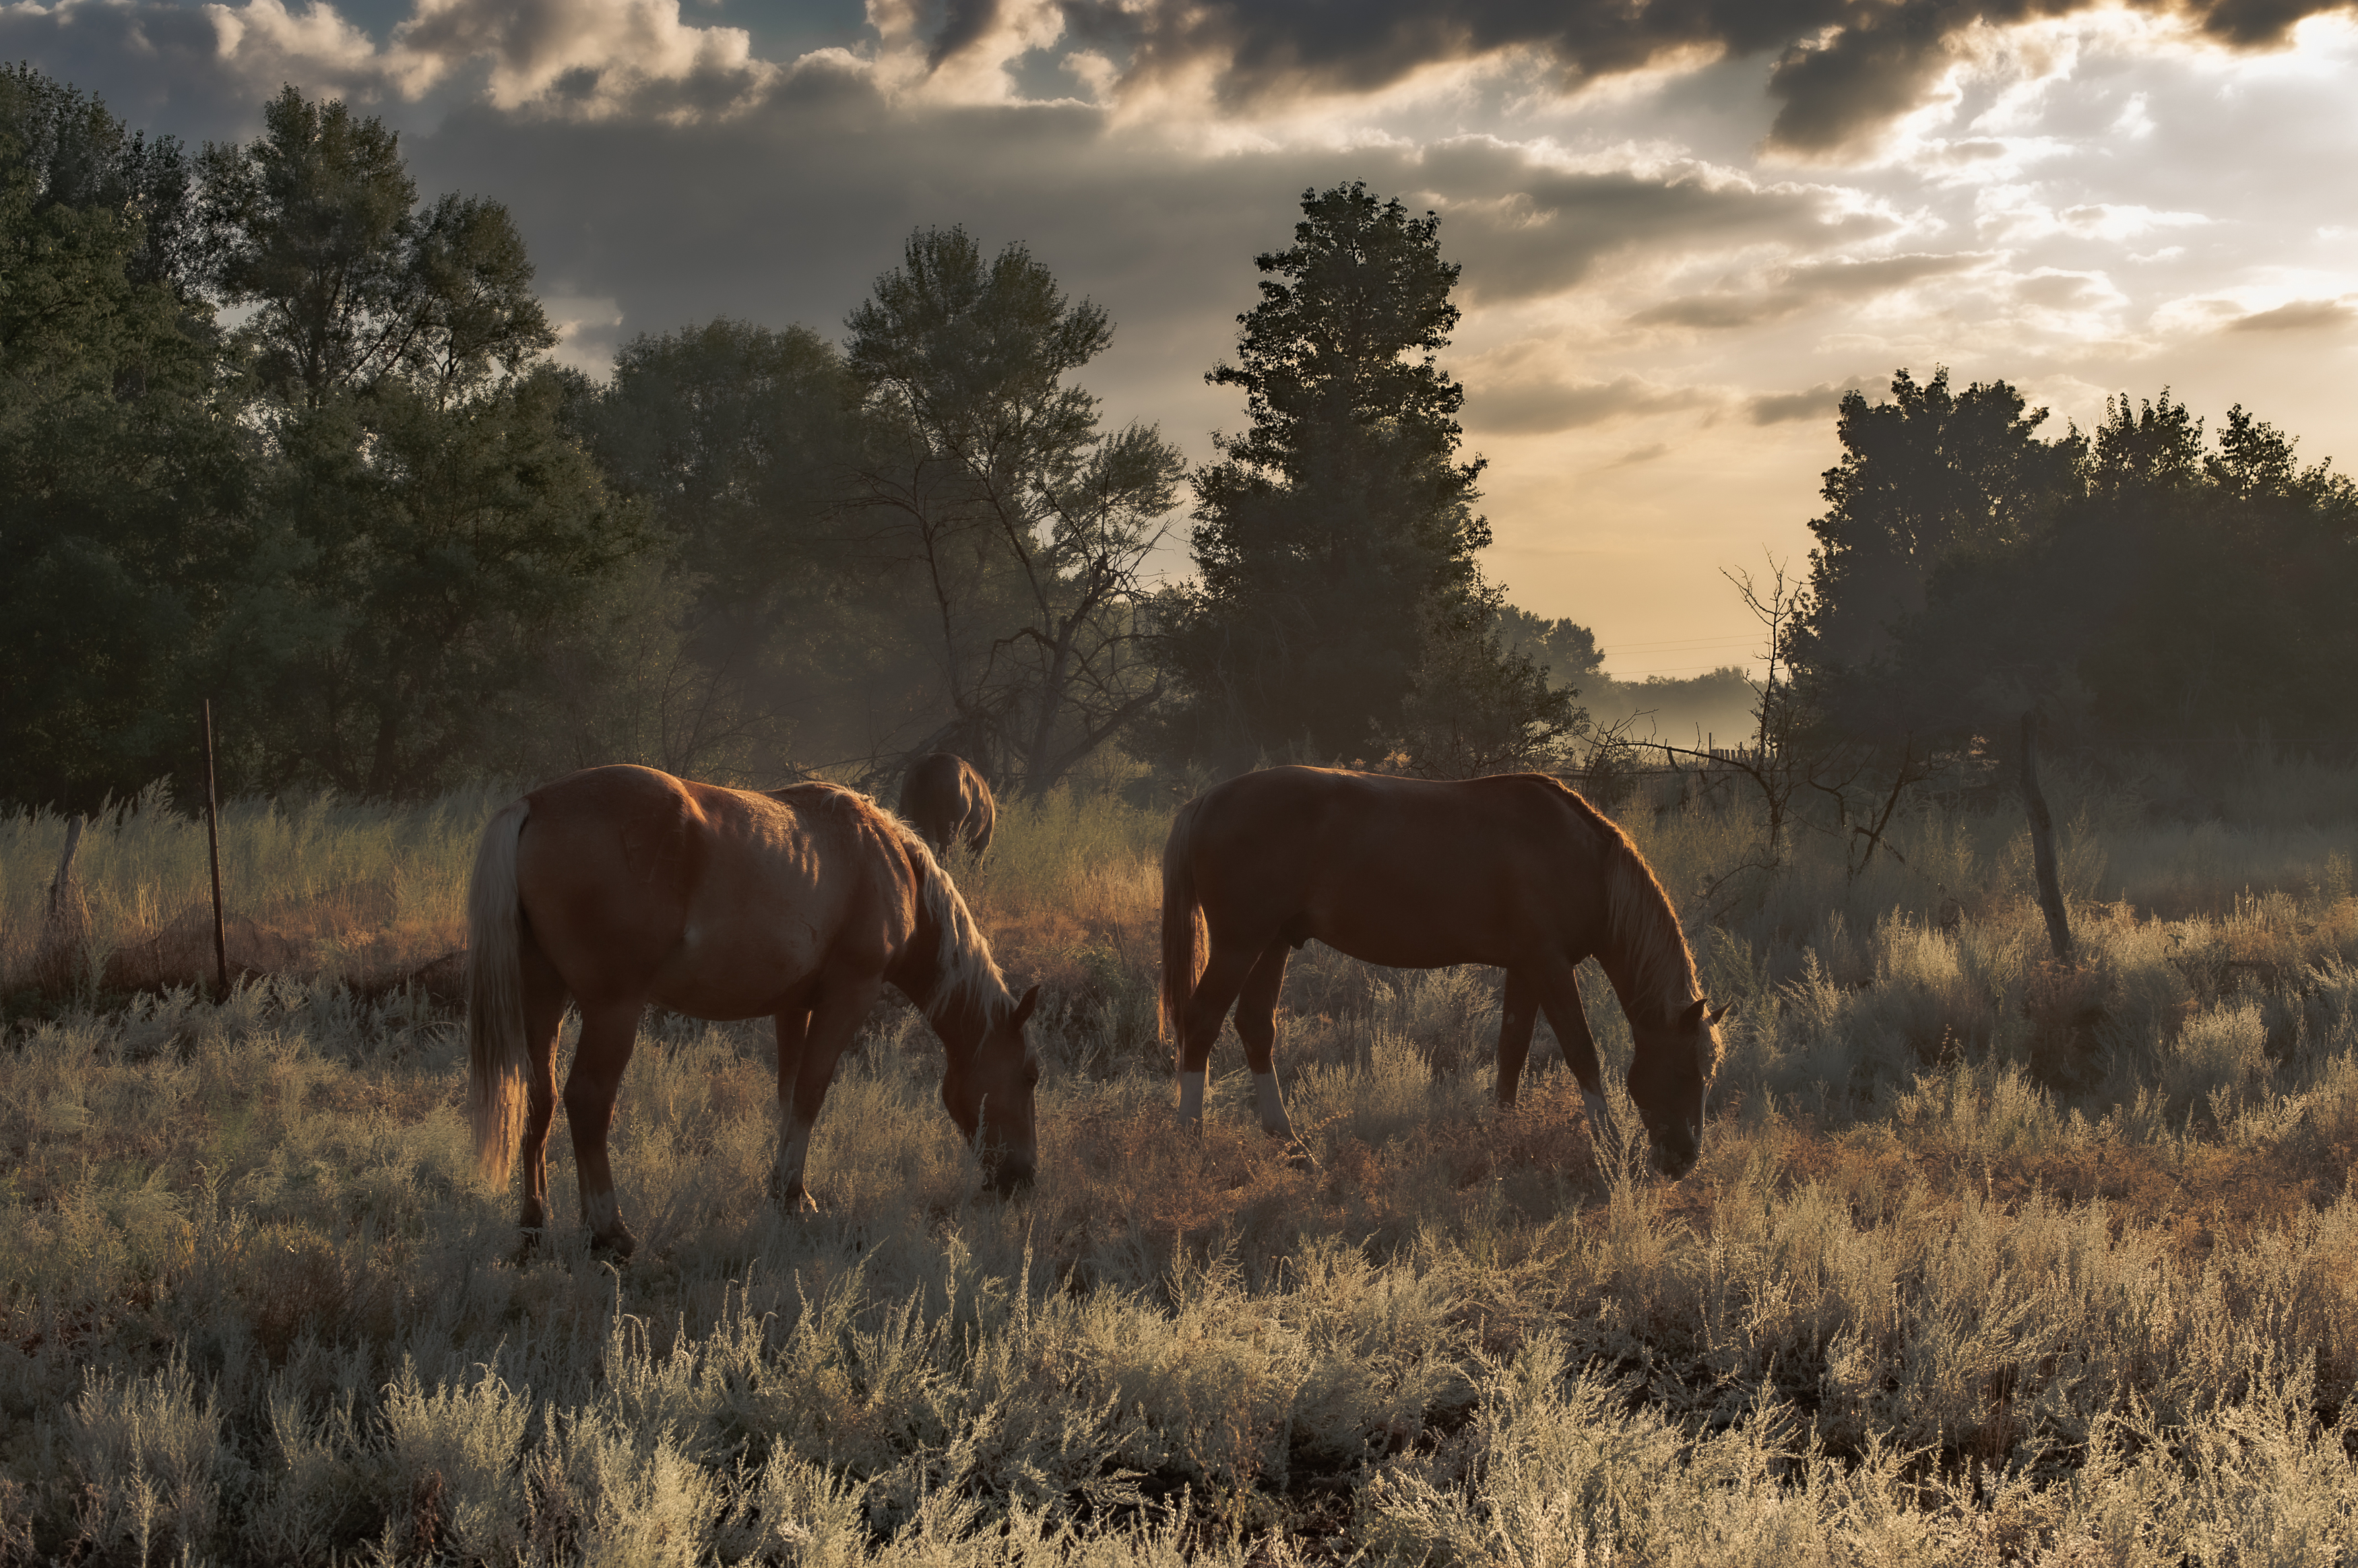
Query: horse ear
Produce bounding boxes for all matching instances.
[1706,1001,1732,1026]
[1010,984,1040,1027]
[1679,998,1709,1028]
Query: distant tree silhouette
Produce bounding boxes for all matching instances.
[1797,374,2358,749]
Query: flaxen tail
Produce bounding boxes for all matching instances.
[1159,797,1205,1042]
[466,799,531,1185]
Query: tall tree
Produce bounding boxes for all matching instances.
[0,68,253,810]
[843,226,1183,795]
[1850,388,2358,746]
[1159,181,1567,771]
[1795,367,2082,680]
[230,372,644,798]
[197,86,552,408]
[570,317,911,777]
[1492,604,1603,692]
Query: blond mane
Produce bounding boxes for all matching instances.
[771,782,1011,1024]
[1539,779,1702,1026]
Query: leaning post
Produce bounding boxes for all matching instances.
[203,700,230,1000]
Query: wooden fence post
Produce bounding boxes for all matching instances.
[2020,710,2076,963]
[203,700,230,999]
[46,814,84,917]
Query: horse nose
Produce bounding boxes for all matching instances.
[987,1153,1036,1196]
[1650,1140,1698,1181]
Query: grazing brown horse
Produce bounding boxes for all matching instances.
[1161,766,1727,1177]
[467,764,1040,1257]
[899,752,996,859]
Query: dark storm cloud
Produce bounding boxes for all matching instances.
[1746,379,1871,424]
[2227,298,2356,331]
[1631,252,1989,331]
[927,0,1005,67]
[1469,372,1719,435]
[1413,139,1879,302]
[1061,0,2358,154]
[388,81,1876,393]
[0,2,317,141]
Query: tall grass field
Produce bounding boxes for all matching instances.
[7,756,2358,1564]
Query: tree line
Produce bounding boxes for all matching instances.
[1792,368,2358,757]
[11,66,2345,816]
[2,72,1583,811]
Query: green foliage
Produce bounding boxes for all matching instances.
[1853,391,2358,745]
[1490,604,1603,691]
[846,226,1183,793]
[1797,367,2083,682]
[196,86,552,408]
[568,317,920,777]
[0,68,254,812]
[1383,607,1585,778]
[1162,181,1566,772]
[228,372,645,797]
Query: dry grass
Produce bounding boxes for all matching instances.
[7,756,2358,1561]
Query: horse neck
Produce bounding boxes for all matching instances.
[896,862,1005,1059]
[1585,868,1695,1031]
[920,982,1000,1064]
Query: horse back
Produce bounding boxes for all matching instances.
[1182,766,1612,968]
[899,752,994,855]
[517,765,915,1019]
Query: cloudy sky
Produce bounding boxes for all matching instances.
[11,0,2357,678]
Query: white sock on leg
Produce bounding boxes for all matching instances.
[1252,1070,1292,1138]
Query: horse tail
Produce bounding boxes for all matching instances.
[1159,797,1205,1041]
[466,798,532,1186]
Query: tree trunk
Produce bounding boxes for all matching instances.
[2020,711,2075,963]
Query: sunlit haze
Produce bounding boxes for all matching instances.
[15,0,2355,678]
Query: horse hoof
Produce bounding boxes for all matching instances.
[513,1227,545,1263]
[590,1228,638,1264]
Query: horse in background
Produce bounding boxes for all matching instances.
[1159,766,1727,1178]
[899,752,996,859]
[467,764,1040,1258]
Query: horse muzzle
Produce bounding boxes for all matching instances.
[982,1148,1036,1196]
[1648,1136,1699,1180]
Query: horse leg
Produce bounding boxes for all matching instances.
[1175,940,1263,1131]
[1232,942,1296,1140]
[561,1000,644,1260]
[515,935,569,1249]
[1495,968,1539,1108]
[1533,958,1622,1159]
[769,1004,817,1213]
[771,974,882,1210]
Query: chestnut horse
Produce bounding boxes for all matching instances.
[1161,766,1727,1177]
[899,752,996,859]
[467,764,1040,1257]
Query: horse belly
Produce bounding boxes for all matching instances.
[1299,882,1526,970]
[649,873,841,1020]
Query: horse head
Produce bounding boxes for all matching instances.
[1626,996,1729,1179]
[942,983,1042,1194]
